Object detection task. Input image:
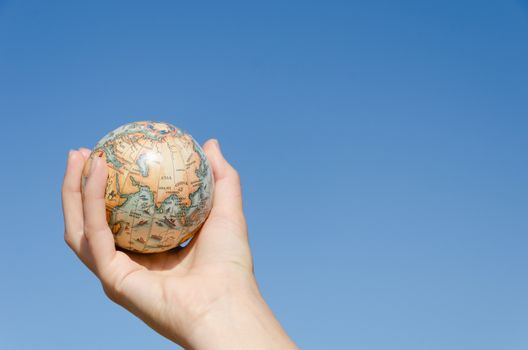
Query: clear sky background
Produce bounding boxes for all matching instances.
[1,1,527,349]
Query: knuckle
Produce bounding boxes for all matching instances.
[82,222,91,237]
[61,182,75,197]
[82,224,98,241]
[100,267,131,304]
[97,265,121,301]
[229,167,241,183]
[102,283,120,303]
[64,232,74,248]
[82,188,99,201]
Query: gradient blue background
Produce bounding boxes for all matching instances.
[1,1,527,349]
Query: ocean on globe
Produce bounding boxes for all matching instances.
[81,121,214,253]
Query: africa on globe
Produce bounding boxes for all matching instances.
[81,121,214,253]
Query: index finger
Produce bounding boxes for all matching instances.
[62,150,95,271]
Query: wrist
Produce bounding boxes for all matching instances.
[185,278,297,350]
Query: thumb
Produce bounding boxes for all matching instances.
[202,139,244,225]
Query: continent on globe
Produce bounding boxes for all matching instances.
[81,121,214,253]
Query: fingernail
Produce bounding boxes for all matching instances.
[212,139,221,151]
[68,149,74,159]
[89,156,99,176]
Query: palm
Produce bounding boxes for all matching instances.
[112,217,251,296]
[99,214,252,345]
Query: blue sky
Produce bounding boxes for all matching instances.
[1,1,527,349]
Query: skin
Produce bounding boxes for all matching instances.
[61,139,298,350]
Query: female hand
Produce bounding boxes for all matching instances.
[62,139,298,350]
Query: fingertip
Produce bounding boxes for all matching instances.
[89,155,100,176]
[67,149,78,161]
[210,138,220,150]
[202,142,244,221]
[66,150,74,169]
[204,139,237,181]
[63,150,84,194]
[66,150,84,172]
[202,139,219,154]
[78,147,92,159]
[84,155,108,199]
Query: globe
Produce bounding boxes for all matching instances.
[81,121,214,253]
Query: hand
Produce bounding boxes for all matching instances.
[61,139,298,350]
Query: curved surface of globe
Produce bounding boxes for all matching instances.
[82,121,214,253]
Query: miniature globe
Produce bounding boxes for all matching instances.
[81,121,214,253]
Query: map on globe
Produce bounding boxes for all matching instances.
[82,121,214,253]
